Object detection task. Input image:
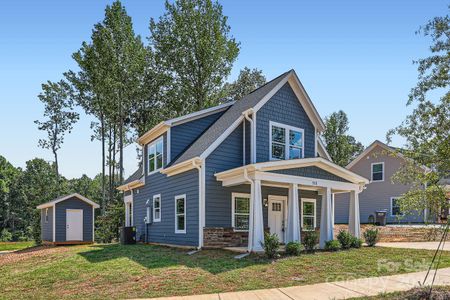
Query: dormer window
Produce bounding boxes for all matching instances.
[270,121,304,160]
[147,137,164,174]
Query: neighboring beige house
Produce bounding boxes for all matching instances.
[335,140,427,224]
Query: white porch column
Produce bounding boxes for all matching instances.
[286,183,301,243]
[349,190,361,237]
[319,187,333,249]
[248,179,264,252]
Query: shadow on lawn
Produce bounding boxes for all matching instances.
[78,243,269,274]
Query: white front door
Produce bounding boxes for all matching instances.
[268,196,287,243]
[66,209,83,241]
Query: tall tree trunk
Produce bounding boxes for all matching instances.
[108,125,113,205]
[119,103,124,184]
[112,124,117,201]
[53,148,59,194]
[101,113,106,215]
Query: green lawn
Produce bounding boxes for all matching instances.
[0,241,35,251]
[1,244,450,299]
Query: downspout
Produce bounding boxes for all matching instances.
[193,160,204,249]
[243,110,255,164]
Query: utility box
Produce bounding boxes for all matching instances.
[120,226,136,244]
[375,210,387,226]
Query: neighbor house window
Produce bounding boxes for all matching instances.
[270,121,304,160]
[45,208,49,223]
[232,193,250,231]
[391,197,403,217]
[153,194,161,222]
[175,195,186,234]
[147,137,163,174]
[301,199,316,231]
[371,162,384,182]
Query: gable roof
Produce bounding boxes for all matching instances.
[346,140,431,172]
[36,193,100,209]
[169,70,325,168]
[317,136,332,161]
[137,101,234,146]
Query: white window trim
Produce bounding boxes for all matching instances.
[45,208,49,223]
[175,194,186,234]
[390,197,404,217]
[371,162,384,182]
[153,194,161,223]
[231,192,251,232]
[269,121,305,161]
[147,137,164,176]
[301,198,316,231]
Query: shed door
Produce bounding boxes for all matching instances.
[66,209,83,241]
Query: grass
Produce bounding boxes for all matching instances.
[0,241,35,251]
[356,286,450,299]
[1,244,450,299]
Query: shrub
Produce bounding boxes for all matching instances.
[351,237,363,248]
[285,241,303,256]
[364,228,379,247]
[262,233,280,258]
[302,231,318,252]
[336,230,353,249]
[0,229,12,242]
[325,240,341,251]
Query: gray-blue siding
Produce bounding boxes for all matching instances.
[270,167,350,183]
[170,111,225,162]
[55,197,93,242]
[205,123,323,229]
[40,207,53,241]
[334,193,425,224]
[256,83,316,162]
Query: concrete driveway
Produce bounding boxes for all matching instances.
[378,241,450,251]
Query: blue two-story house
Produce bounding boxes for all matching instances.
[118,70,369,252]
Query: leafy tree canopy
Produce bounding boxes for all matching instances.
[221,67,266,102]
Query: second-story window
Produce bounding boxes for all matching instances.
[270,121,304,160]
[147,137,163,174]
[371,162,384,182]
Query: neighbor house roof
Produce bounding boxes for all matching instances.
[346,140,431,172]
[36,193,100,209]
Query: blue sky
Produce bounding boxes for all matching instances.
[0,0,446,179]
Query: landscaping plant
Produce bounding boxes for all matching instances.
[285,241,303,256]
[0,229,12,242]
[351,237,363,248]
[302,231,318,252]
[325,240,341,251]
[262,233,280,258]
[364,228,379,247]
[336,229,353,249]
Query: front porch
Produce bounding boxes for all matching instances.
[214,157,369,252]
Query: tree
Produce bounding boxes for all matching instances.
[322,110,364,167]
[35,80,79,187]
[150,0,240,114]
[0,156,21,232]
[387,8,450,221]
[221,67,266,102]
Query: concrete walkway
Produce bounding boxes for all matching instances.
[378,241,450,251]
[133,267,450,300]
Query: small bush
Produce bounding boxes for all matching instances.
[262,233,280,258]
[0,229,12,242]
[336,230,353,249]
[302,231,318,252]
[364,228,379,247]
[351,237,363,248]
[325,240,341,251]
[285,241,303,256]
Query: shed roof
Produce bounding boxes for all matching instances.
[36,193,100,209]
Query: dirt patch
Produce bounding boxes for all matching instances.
[0,245,72,266]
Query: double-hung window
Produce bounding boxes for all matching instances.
[371,162,384,182]
[45,208,49,223]
[232,193,250,231]
[153,194,161,222]
[301,198,316,231]
[391,197,403,217]
[270,121,304,160]
[147,138,163,174]
[175,195,186,234]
